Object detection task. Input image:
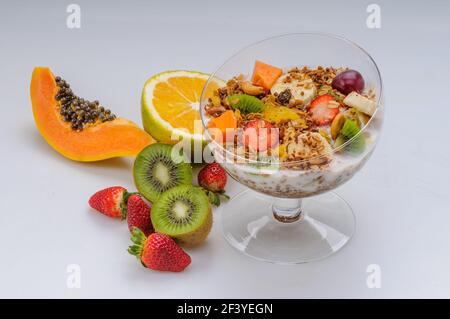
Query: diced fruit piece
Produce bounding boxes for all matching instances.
[207,110,237,142]
[334,119,365,155]
[251,60,283,90]
[275,144,287,160]
[271,74,317,106]
[335,133,365,155]
[343,91,376,116]
[128,228,191,272]
[88,186,128,219]
[262,104,300,124]
[309,94,340,126]
[30,67,155,161]
[126,194,153,236]
[341,118,361,138]
[332,69,365,95]
[318,128,332,143]
[151,185,212,247]
[334,135,347,148]
[357,111,370,126]
[243,119,279,152]
[227,94,265,114]
[330,113,347,140]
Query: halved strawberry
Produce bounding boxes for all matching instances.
[242,119,279,152]
[309,94,339,126]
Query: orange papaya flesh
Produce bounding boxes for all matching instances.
[30,67,155,162]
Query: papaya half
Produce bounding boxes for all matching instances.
[30,67,155,161]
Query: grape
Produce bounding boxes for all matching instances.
[331,70,365,95]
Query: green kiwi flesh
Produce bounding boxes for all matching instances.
[335,119,365,155]
[133,143,192,203]
[151,185,212,246]
[227,94,265,114]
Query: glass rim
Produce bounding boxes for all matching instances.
[199,32,383,166]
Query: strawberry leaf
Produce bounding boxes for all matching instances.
[207,191,221,207]
[218,190,230,200]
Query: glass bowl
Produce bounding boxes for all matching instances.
[200,33,383,264]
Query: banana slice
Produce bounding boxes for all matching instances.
[286,132,333,165]
[271,74,317,106]
[343,92,376,116]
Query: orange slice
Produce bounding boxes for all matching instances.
[141,70,223,144]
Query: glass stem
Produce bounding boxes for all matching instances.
[272,198,303,223]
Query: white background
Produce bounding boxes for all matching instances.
[1,0,449,298]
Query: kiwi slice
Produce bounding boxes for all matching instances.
[335,119,365,155]
[133,143,192,203]
[227,94,265,114]
[341,118,361,137]
[151,185,212,246]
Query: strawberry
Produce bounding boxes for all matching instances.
[198,162,230,206]
[309,94,339,126]
[88,186,128,219]
[242,119,279,152]
[128,228,191,272]
[126,194,153,236]
[198,162,227,192]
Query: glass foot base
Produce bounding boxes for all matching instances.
[221,190,355,264]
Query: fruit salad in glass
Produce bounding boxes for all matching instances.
[204,62,379,198]
[200,33,383,264]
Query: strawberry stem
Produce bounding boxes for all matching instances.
[207,191,220,206]
[127,227,147,259]
[120,191,138,220]
[202,188,230,206]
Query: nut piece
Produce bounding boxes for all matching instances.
[240,81,265,96]
[206,105,226,116]
[330,113,346,140]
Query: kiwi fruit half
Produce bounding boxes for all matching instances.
[151,185,212,247]
[134,143,193,203]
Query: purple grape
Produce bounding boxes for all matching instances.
[331,70,365,95]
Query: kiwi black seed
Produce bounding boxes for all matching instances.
[54,75,116,131]
[151,185,212,247]
[133,143,193,203]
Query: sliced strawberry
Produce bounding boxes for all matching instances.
[242,119,279,152]
[309,94,339,126]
